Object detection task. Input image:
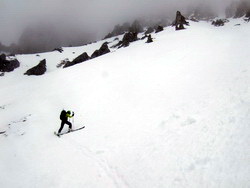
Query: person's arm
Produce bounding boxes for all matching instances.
[66,112,74,118]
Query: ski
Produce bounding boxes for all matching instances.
[0,131,6,134]
[54,131,60,137]
[54,126,85,137]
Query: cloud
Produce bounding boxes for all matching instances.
[0,0,238,47]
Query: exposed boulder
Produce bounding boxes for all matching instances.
[53,47,63,53]
[212,19,229,27]
[146,35,153,43]
[91,43,110,59]
[99,42,110,55]
[0,54,6,59]
[0,54,20,72]
[119,32,138,47]
[57,59,69,68]
[173,11,189,30]
[141,35,148,40]
[24,59,46,76]
[64,52,89,68]
[155,25,164,33]
[91,50,100,59]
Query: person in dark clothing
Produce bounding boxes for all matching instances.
[58,110,74,134]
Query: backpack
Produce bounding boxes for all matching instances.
[60,110,66,120]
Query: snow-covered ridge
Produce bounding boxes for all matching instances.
[0,18,249,188]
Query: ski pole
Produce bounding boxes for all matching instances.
[73,112,75,128]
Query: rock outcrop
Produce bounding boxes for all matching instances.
[0,54,20,72]
[64,52,89,68]
[146,35,153,43]
[212,19,229,27]
[91,43,110,59]
[53,47,63,53]
[173,11,189,30]
[120,32,138,47]
[24,59,46,76]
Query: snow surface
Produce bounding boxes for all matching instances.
[0,19,250,188]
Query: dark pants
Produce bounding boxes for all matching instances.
[58,120,72,133]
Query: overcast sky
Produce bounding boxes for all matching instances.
[0,0,238,45]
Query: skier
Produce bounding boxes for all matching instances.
[57,110,74,135]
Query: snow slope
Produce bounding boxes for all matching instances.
[0,19,250,188]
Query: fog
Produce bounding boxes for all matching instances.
[0,0,240,52]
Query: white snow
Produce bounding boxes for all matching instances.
[0,19,250,188]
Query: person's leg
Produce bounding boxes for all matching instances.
[65,121,72,131]
[58,121,65,134]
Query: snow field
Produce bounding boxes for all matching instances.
[0,19,250,187]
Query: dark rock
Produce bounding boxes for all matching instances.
[155,25,164,33]
[53,47,63,53]
[91,43,110,59]
[141,35,148,40]
[0,53,20,72]
[99,42,110,55]
[24,59,46,76]
[0,54,6,60]
[212,19,229,27]
[146,35,153,43]
[173,11,189,30]
[72,52,89,64]
[91,50,100,59]
[145,27,154,35]
[64,52,89,68]
[119,32,138,47]
[57,59,69,68]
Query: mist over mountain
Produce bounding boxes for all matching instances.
[0,0,248,54]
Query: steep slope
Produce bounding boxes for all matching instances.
[0,19,250,188]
